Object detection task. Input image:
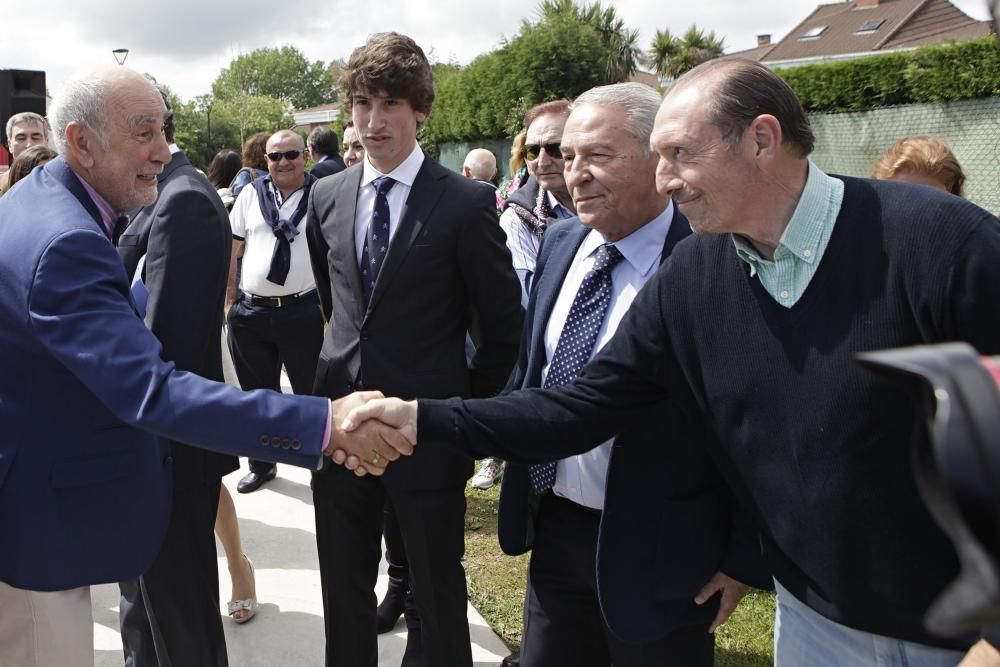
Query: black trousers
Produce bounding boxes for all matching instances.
[313,464,472,667]
[120,480,225,667]
[520,493,714,667]
[226,292,323,474]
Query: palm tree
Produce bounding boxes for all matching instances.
[649,25,726,81]
[537,0,642,83]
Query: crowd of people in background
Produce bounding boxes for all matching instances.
[2,27,1000,667]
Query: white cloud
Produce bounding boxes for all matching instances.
[1,0,991,102]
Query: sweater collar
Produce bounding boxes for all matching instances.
[733,160,844,275]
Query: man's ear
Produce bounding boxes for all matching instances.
[64,121,99,169]
[416,110,428,124]
[748,114,783,164]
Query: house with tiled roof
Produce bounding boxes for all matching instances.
[725,0,993,68]
[290,102,342,133]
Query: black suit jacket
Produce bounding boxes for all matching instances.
[495,209,766,644]
[310,155,346,179]
[118,151,238,486]
[306,156,523,489]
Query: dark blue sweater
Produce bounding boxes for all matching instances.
[421,176,1000,648]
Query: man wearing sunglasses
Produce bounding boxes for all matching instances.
[226,130,325,494]
[499,100,576,307]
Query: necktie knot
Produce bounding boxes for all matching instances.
[593,243,623,273]
[374,176,396,198]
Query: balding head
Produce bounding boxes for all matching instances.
[266,130,306,196]
[49,67,171,213]
[462,148,497,182]
[667,58,814,158]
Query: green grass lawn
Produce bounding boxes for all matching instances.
[462,478,775,665]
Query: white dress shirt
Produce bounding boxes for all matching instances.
[353,144,425,263]
[541,202,674,510]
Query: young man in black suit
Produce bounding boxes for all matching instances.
[117,85,237,667]
[305,32,523,667]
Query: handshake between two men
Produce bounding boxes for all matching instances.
[329,393,418,475]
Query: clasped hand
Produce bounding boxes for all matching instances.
[327,392,418,476]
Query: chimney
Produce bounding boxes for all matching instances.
[757,34,772,46]
[855,0,880,8]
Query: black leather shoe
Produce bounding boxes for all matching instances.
[236,468,276,494]
[500,650,520,667]
[376,582,407,633]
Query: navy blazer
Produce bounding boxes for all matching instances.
[310,155,346,179]
[496,209,767,644]
[0,158,330,591]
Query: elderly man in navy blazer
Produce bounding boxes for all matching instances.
[0,66,411,667]
[490,83,762,667]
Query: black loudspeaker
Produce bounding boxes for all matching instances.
[0,69,46,146]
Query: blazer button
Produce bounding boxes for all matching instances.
[260,435,270,446]
[291,440,301,451]
[271,436,281,447]
[282,439,291,450]
[163,455,173,465]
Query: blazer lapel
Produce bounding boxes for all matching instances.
[365,157,442,316]
[662,204,692,260]
[45,157,106,237]
[524,221,590,386]
[329,167,365,320]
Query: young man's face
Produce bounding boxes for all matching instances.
[351,88,426,173]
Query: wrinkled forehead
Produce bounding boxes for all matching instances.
[526,113,567,143]
[107,80,167,131]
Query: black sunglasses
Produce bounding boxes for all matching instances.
[266,150,304,162]
[523,143,562,160]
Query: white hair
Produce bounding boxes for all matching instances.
[48,67,125,154]
[5,111,48,142]
[571,82,662,154]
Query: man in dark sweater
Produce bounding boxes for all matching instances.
[340,59,1000,663]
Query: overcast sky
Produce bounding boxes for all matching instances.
[2,0,992,103]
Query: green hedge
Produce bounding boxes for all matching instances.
[779,37,1000,112]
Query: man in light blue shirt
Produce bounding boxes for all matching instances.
[493,82,759,667]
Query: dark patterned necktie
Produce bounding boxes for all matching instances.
[111,215,129,246]
[529,243,624,495]
[359,176,396,304]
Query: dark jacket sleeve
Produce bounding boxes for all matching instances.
[457,184,524,397]
[306,185,333,322]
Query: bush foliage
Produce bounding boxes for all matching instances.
[420,16,610,147]
[780,38,1000,112]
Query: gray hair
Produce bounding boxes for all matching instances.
[571,83,662,154]
[5,111,48,142]
[49,69,115,154]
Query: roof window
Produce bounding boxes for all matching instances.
[799,25,828,40]
[856,18,886,33]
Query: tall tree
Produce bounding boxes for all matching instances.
[537,0,641,83]
[649,25,725,81]
[212,45,336,110]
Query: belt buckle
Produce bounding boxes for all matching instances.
[273,295,283,308]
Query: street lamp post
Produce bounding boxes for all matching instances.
[112,49,129,66]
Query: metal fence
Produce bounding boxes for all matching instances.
[439,96,1000,213]
[809,97,1000,213]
